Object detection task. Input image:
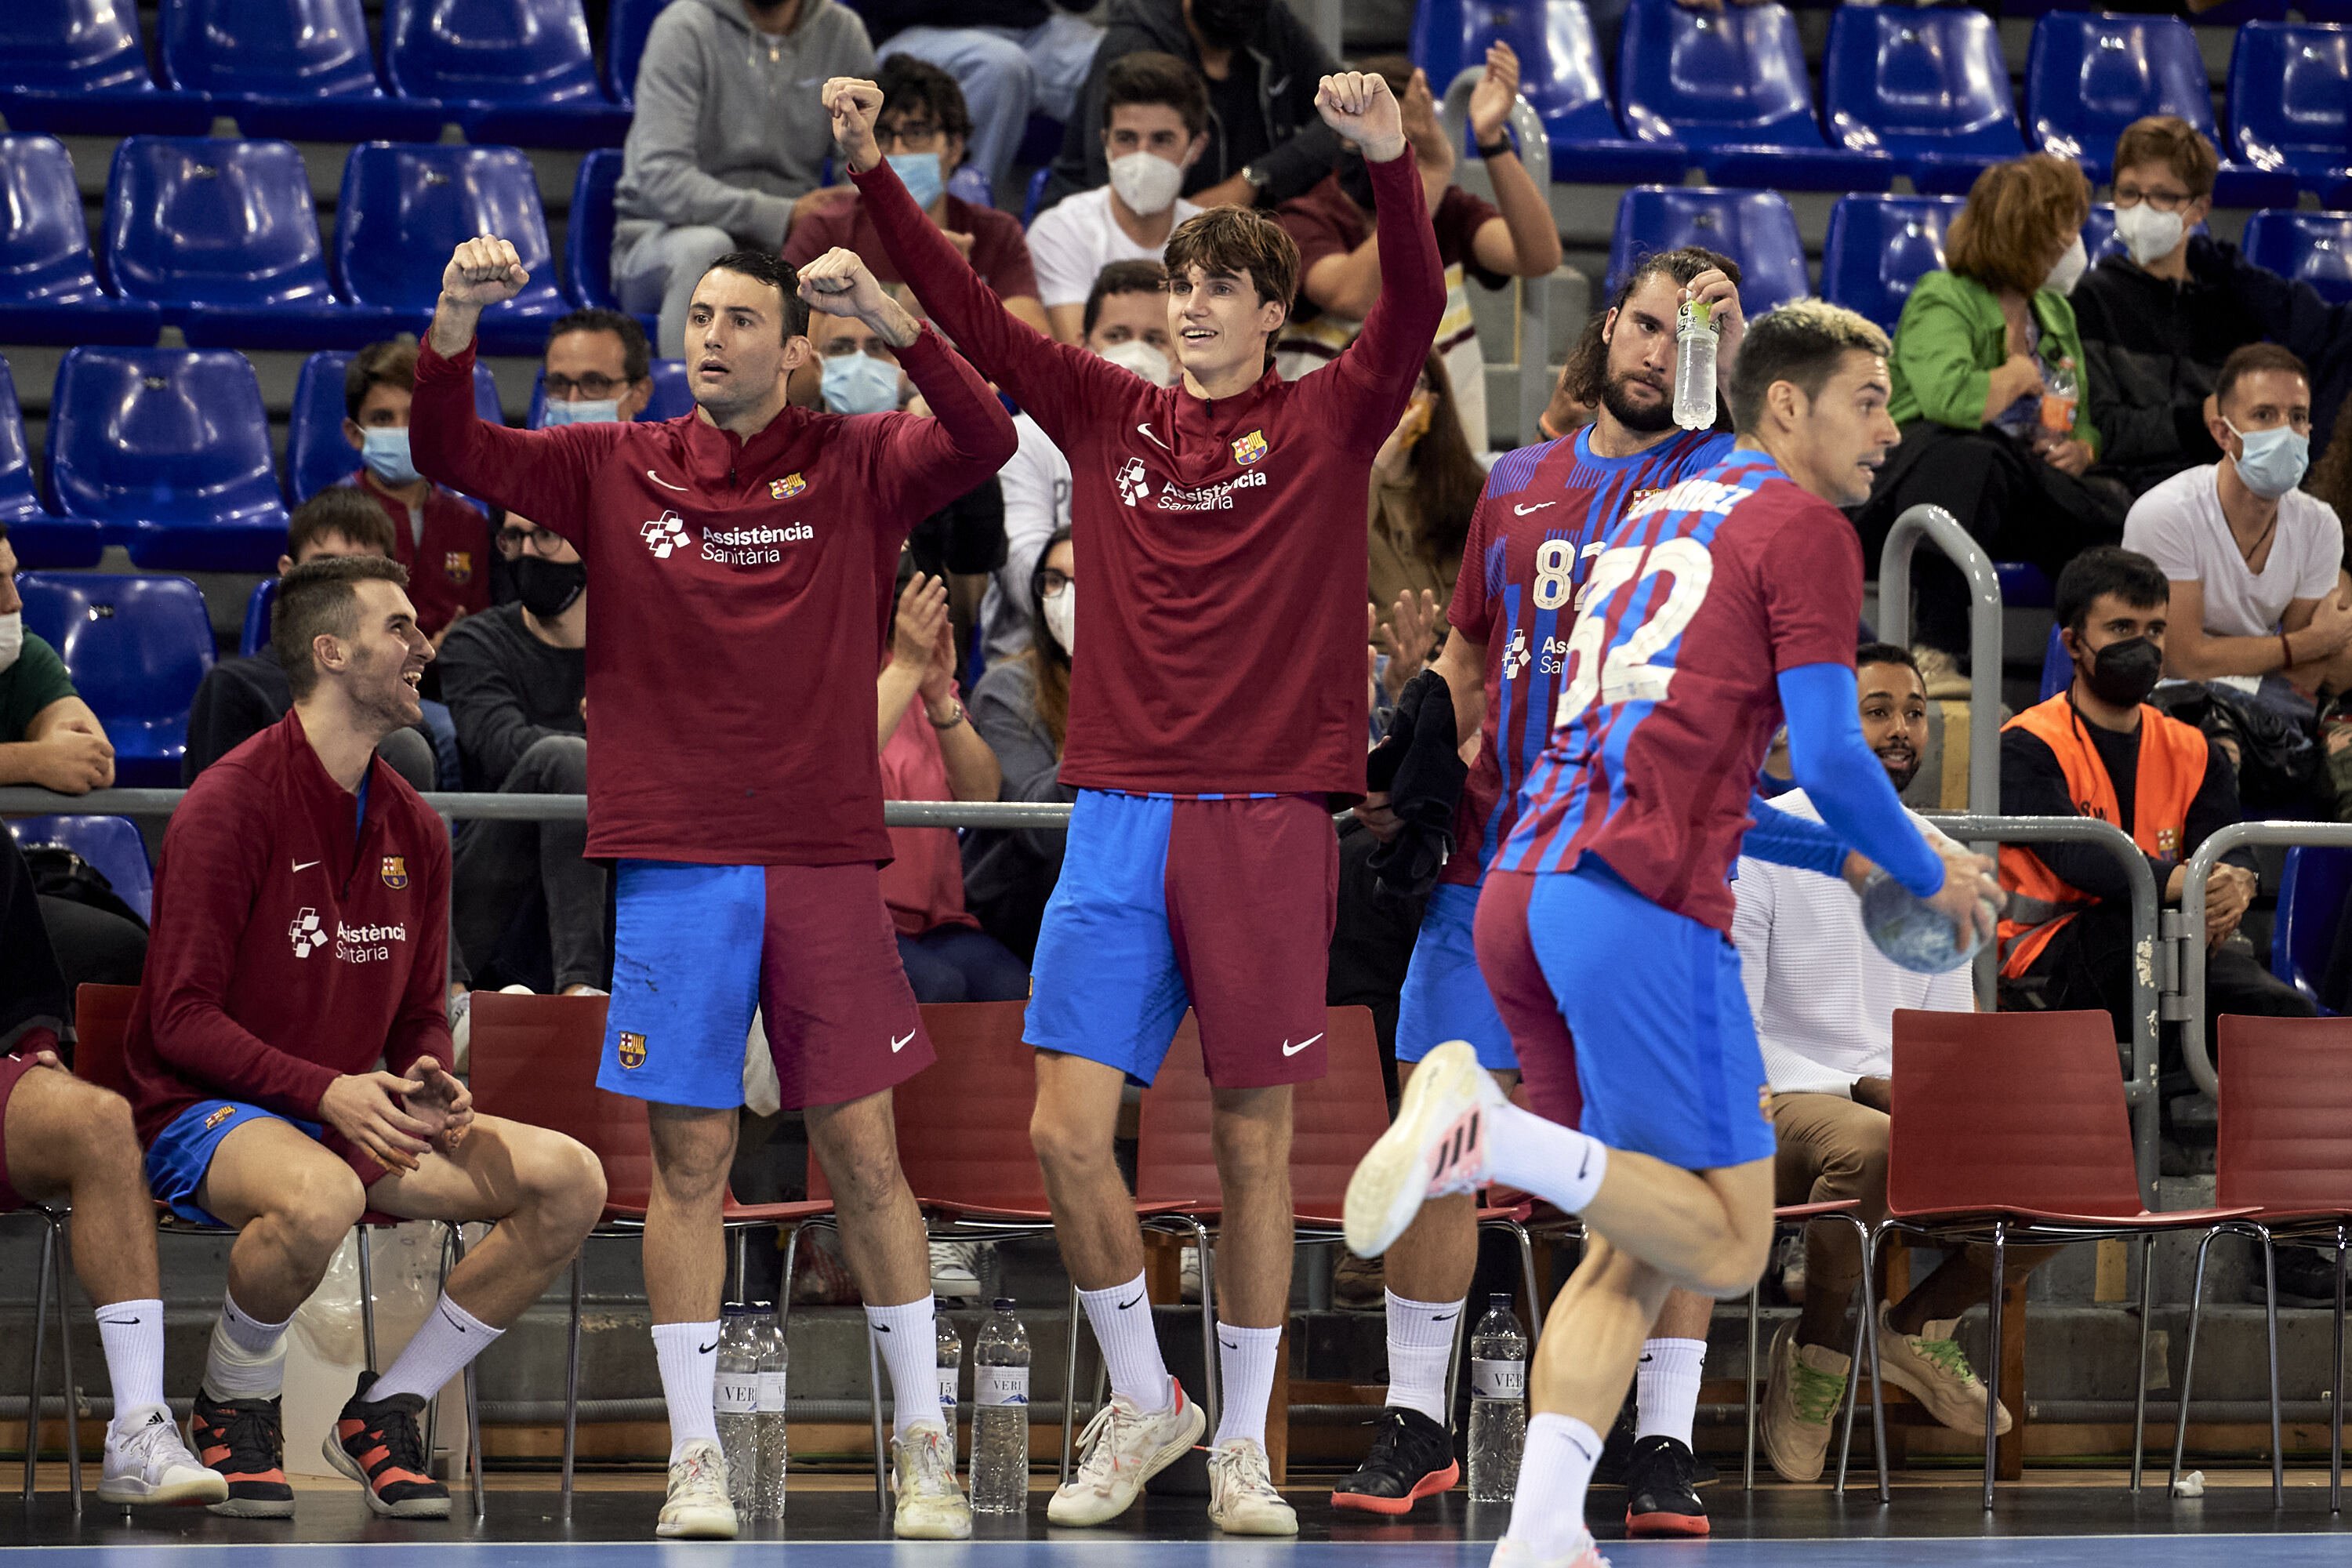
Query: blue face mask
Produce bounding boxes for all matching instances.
[888,151,945,210]
[2225,418,2312,501]
[542,397,622,427]
[822,353,901,416]
[360,427,419,486]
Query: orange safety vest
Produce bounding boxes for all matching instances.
[1998,693,2208,978]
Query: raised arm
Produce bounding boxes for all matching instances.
[1319,74,1446,450]
[1465,47,1563,282]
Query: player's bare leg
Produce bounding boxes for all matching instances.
[643,1104,739,1538]
[1202,1085,1299,1534]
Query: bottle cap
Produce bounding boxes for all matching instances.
[1681,296,1711,329]
[993,1298,1017,1312]
[1490,1292,1513,1309]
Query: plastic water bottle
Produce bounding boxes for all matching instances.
[714,1304,762,1515]
[753,1303,788,1520]
[1673,297,1719,430]
[969,1298,1032,1514]
[1860,867,1998,974]
[935,1307,963,1469]
[1467,1293,1527,1502]
[2040,359,2078,436]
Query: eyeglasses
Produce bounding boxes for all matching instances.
[877,120,942,153]
[497,525,568,557]
[1040,569,1073,596]
[544,372,628,400]
[2112,185,2193,213]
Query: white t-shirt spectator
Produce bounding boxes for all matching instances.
[1025,187,1202,309]
[2123,463,2343,644]
[1731,789,1973,1098]
[980,413,1074,659]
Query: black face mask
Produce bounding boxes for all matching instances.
[1190,0,1266,50]
[514,557,586,620]
[2078,633,2162,709]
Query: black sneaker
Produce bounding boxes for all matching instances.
[187,1391,294,1519]
[1331,1406,1459,1516]
[1624,1435,1711,1537]
[325,1374,451,1518]
[1597,1403,1719,1490]
[2250,1245,2343,1308]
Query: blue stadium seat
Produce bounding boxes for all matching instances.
[334,143,570,354]
[2243,209,2352,304]
[606,0,670,107]
[2227,23,2352,197]
[286,349,506,503]
[1409,0,1688,183]
[6,815,154,924]
[0,2,211,136]
[1820,194,1965,334]
[0,358,103,571]
[1606,187,1809,318]
[2038,621,2070,701]
[2025,13,2298,208]
[2273,844,2352,1006]
[1617,0,1893,191]
[2001,561,2054,611]
[527,360,695,427]
[2304,0,2352,21]
[45,347,290,572]
[562,150,659,339]
[103,136,376,350]
[158,0,447,140]
[384,0,631,149]
[13,572,216,789]
[241,575,278,657]
[1823,8,2026,196]
[0,136,165,348]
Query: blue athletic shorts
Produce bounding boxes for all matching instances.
[145,1100,328,1227]
[1520,859,1775,1171]
[1396,880,1515,1071]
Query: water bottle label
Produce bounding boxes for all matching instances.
[1472,1358,1526,1399]
[715,1375,757,1414]
[978,1366,1031,1406]
[757,1370,787,1411]
[937,1367,960,1409]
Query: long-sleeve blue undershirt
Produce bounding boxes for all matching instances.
[1776,662,1947,898]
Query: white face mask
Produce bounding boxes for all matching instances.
[1042,582,1074,655]
[0,611,19,673]
[1107,150,1186,218]
[2112,203,2185,270]
[1098,338,1175,387]
[542,397,622,426]
[2043,234,2089,296]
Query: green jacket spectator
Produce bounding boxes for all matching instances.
[1888,270,2100,457]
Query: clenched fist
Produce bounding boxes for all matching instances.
[1316,72,1406,162]
[441,235,528,308]
[823,77,885,175]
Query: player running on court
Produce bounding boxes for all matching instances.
[1347,302,2001,1568]
[409,238,1014,1541]
[1340,248,1747,1535]
[826,68,1443,1534]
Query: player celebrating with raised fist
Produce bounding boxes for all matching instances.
[1347,302,2000,1568]
[408,238,1014,1541]
[827,69,1443,1534]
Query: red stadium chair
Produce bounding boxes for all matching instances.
[1879,1007,2253,1508]
[2171,1015,2352,1510]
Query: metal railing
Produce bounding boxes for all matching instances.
[1876,503,2005,818]
[0,789,1074,832]
[1439,71,1554,445]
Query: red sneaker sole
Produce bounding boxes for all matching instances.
[1627,1508,1711,1537]
[1331,1461,1461,1516]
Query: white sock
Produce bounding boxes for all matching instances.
[1076,1272,1172,1414]
[1635,1337,1707,1448]
[95,1299,166,1420]
[653,1320,720,1462]
[1501,1412,1602,1559]
[202,1290,290,1400]
[866,1297,945,1437]
[1383,1291,1461,1425]
[1211,1323,1283,1449]
[1483,1102,1608,1214]
[368,1292,503,1404]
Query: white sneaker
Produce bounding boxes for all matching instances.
[929,1240,985,1302]
[1875,1304,2011,1436]
[654,1439,738,1539]
[98,1405,230,1508]
[1204,1437,1297,1535]
[1491,1533,1610,1568]
[1345,1040,1503,1258]
[1046,1377,1207,1527]
[891,1422,972,1539]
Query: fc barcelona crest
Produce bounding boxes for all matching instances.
[1231,429,1268,466]
[443,550,474,585]
[770,473,807,500]
[618,1032,648,1069]
[380,855,409,890]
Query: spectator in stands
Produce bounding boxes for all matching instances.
[1740,644,2056,1483]
[1045,0,1341,211]
[1367,351,1482,699]
[1999,548,2313,1083]
[2120,345,2352,817]
[1275,50,1561,453]
[184,491,434,793]
[860,1,1105,205]
[1028,53,1206,343]
[1858,154,2127,661]
[615,0,876,359]
[2317,415,2352,524]
[966,529,1076,961]
[440,514,602,997]
[343,340,493,648]
[2073,118,2352,499]
[786,56,1050,334]
[542,307,658,426]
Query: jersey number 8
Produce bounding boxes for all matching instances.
[1552,538,1715,729]
[1528,538,1611,612]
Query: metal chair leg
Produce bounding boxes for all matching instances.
[2130,1233,2154,1497]
[1743,1277,1760,1492]
[1059,1277,1082,1484]
[1981,1221,2005,1513]
[2332,1224,2346,1515]
[357,1226,379,1374]
[778,1224,803,1332]
[2169,1227,2218,1496]
[2260,1229,2285,1507]
[52,1221,79,1515]
[1835,1215,1880,1501]
[867,1311,889,1518]
[1513,1221,1541,1352]
[448,1227,485,1523]
[1187,1217,1220,1436]
[24,1219,52,1505]
[1860,1224,1890,1506]
[562,1250,582,1522]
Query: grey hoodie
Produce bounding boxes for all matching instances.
[614,0,874,255]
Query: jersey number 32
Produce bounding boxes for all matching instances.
[1552,538,1714,730]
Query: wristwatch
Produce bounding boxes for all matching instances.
[925,699,967,731]
[1240,162,1270,196]
[1475,135,1513,160]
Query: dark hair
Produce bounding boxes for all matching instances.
[2055,546,2170,635]
[2113,114,2219,204]
[1854,642,1919,677]
[1163,207,1300,354]
[1947,153,2091,297]
[2311,419,2352,528]
[876,53,973,146]
[546,306,652,383]
[1406,350,1483,570]
[288,487,397,561]
[273,554,411,699]
[1563,247,1740,408]
[2214,343,2310,412]
[344,338,418,421]
[698,250,811,343]
[1025,526,1074,751]
[1082,259,1167,339]
[1102,51,1208,141]
[1725,299,1890,435]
